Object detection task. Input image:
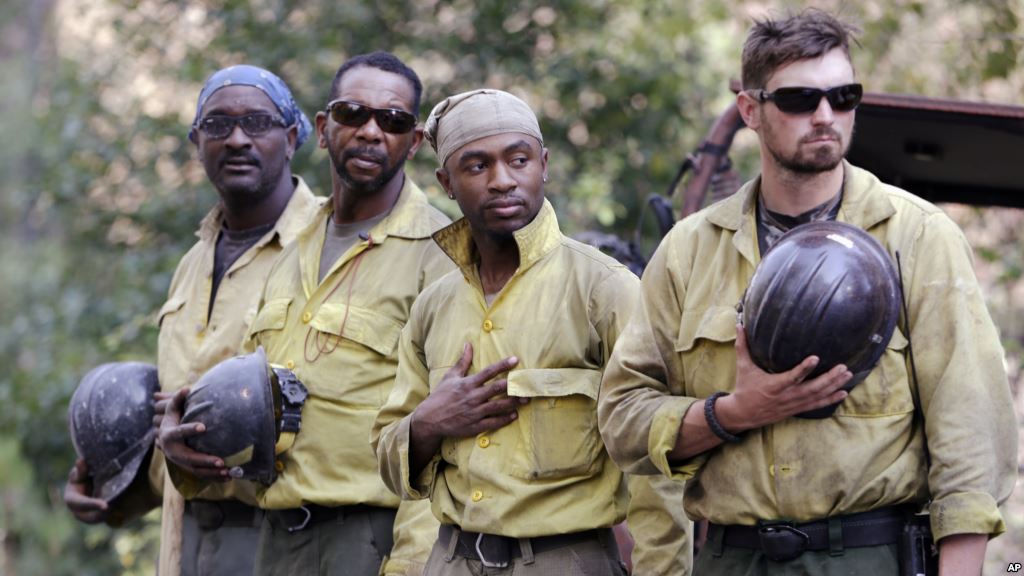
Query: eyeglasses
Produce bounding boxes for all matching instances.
[756,83,863,115]
[195,113,287,139]
[325,100,418,134]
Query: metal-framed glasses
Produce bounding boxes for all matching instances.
[194,113,287,139]
[325,100,418,134]
[756,83,863,115]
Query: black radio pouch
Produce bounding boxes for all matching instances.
[899,512,938,576]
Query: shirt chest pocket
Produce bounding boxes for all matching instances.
[675,306,738,397]
[506,368,603,481]
[304,303,403,403]
[835,328,914,416]
[248,298,292,358]
[157,297,188,385]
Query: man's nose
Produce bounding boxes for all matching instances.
[224,124,253,148]
[810,95,835,124]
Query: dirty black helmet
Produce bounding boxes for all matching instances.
[68,362,160,502]
[740,221,901,418]
[181,347,307,485]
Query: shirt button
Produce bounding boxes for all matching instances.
[471,490,483,502]
[286,360,295,370]
[301,311,312,323]
[482,319,493,332]
[477,436,490,448]
[275,460,285,472]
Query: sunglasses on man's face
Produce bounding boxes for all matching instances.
[195,113,287,140]
[756,83,863,115]
[325,100,418,134]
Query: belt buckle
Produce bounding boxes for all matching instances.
[758,522,809,562]
[286,505,312,533]
[474,532,510,568]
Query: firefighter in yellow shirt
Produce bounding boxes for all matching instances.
[65,65,320,576]
[373,88,651,575]
[598,10,1016,576]
[159,52,453,576]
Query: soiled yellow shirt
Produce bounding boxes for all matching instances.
[373,200,638,538]
[157,177,321,505]
[245,178,452,575]
[627,475,691,576]
[598,162,1017,542]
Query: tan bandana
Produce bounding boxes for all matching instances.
[424,89,544,167]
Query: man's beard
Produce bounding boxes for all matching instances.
[334,146,408,194]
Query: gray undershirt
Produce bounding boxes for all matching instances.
[318,212,388,283]
[756,190,843,256]
[211,221,274,317]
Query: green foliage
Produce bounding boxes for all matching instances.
[2,0,1023,572]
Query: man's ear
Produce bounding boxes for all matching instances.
[737,90,761,131]
[314,111,329,149]
[436,167,452,199]
[406,126,425,160]
[285,124,298,161]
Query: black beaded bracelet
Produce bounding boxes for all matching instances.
[705,391,743,443]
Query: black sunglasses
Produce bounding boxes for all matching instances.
[756,83,863,115]
[195,113,287,139]
[325,100,418,134]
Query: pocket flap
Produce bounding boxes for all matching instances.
[251,298,292,333]
[507,368,601,400]
[157,297,186,326]
[675,305,738,352]
[309,303,403,357]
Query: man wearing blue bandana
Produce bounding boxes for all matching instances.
[63,64,320,576]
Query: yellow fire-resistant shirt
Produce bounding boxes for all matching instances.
[627,475,692,576]
[598,161,1017,542]
[244,177,452,575]
[372,200,638,538]
[156,177,321,506]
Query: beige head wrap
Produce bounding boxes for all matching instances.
[424,89,544,168]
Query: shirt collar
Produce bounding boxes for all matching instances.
[706,160,897,232]
[196,175,322,245]
[432,198,561,275]
[304,175,438,244]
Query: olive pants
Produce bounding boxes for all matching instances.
[181,500,262,576]
[254,505,397,576]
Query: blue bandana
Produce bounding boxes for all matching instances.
[189,64,312,149]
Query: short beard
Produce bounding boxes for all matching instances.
[335,146,408,195]
[769,140,844,174]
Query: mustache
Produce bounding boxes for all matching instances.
[801,127,842,144]
[220,152,261,168]
[482,195,525,209]
[341,146,388,164]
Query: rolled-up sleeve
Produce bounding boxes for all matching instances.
[902,212,1017,540]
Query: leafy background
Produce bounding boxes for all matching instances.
[1,0,1021,573]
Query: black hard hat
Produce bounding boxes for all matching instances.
[68,362,160,502]
[181,347,307,485]
[741,221,901,418]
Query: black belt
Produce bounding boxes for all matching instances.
[710,506,907,562]
[265,504,395,534]
[185,499,262,530]
[439,524,612,568]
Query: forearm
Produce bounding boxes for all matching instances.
[938,533,986,576]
